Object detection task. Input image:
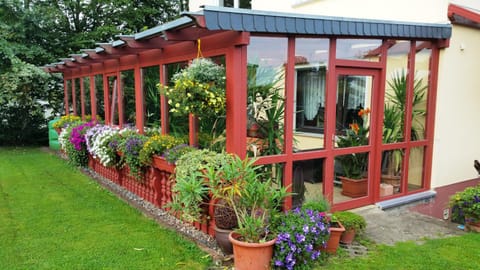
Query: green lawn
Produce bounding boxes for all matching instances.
[0,148,211,270]
[317,233,480,269]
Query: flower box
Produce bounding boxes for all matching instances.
[151,155,175,173]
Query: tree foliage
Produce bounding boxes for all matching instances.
[0,0,187,145]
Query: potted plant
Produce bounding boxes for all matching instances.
[138,134,185,171]
[159,58,226,118]
[272,207,330,269]
[53,115,82,133]
[206,156,289,270]
[300,197,344,254]
[117,130,148,179]
[336,108,370,197]
[449,184,480,232]
[58,120,96,167]
[334,211,367,245]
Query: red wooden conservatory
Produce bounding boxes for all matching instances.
[44,6,452,215]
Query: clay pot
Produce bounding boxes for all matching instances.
[320,221,345,254]
[214,226,233,255]
[229,232,276,270]
[340,228,356,245]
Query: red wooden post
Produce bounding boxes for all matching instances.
[134,63,144,133]
[225,43,248,157]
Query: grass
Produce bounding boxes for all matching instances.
[0,148,212,270]
[315,232,480,269]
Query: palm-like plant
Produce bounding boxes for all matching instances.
[386,69,427,141]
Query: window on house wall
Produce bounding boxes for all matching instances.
[222,0,251,8]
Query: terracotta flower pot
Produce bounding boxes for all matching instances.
[339,176,368,198]
[320,221,345,254]
[229,232,276,270]
[340,228,356,245]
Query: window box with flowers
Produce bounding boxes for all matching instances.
[336,108,370,198]
[138,134,188,173]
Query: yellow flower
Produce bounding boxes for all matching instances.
[175,103,180,108]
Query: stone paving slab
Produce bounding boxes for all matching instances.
[350,205,464,246]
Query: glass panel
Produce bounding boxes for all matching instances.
[66,80,72,114]
[334,152,369,203]
[142,66,161,129]
[95,75,104,120]
[240,0,251,8]
[75,78,81,116]
[294,38,329,152]
[408,147,425,192]
[384,40,409,144]
[121,69,135,126]
[412,42,431,141]
[247,36,287,156]
[165,61,188,138]
[107,76,118,125]
[335,75,372,148]
[83,77,91,117]
[292,158,324,208]
[199,55,226,152]
[336,39,382,61]
[380,149,404,197]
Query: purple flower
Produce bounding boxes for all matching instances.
[295,233,305,243]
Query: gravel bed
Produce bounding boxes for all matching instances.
[79,167,224,256]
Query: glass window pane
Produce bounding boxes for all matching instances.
[165,61,188,138]
[66,80,72,114]
[292,158,324,208]
[412,42,431,141]
[75,78,81,116]
[335,75,372,148]
[336,39,382,61]
[380,149,404,197]
[408,147,425,191]
[334,152,369,203]
[83,77,91,117]
[108,76,118,125]
[121,70,135,125]
[294,38,329,151]
[247,36,287,156]
[95,75,104,120]
[384,40,409,144]
[142,65,160,129]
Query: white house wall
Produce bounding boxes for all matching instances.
[252,0,449,24]
[432,24,480,188]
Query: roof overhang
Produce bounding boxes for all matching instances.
[43,6,452,73]
[448,3,480,29]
